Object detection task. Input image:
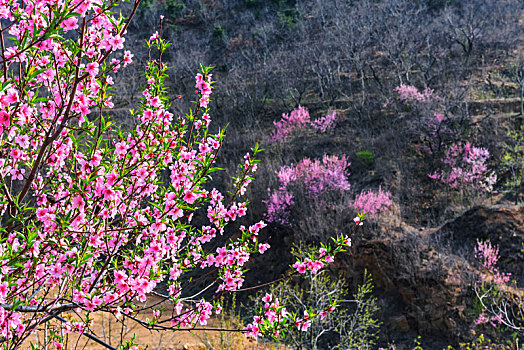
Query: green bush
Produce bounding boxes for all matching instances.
[277,8,301,29]
[212,24,226,41]
[356,150,375,167]
[163,0,185,19]
[501,124,524,204]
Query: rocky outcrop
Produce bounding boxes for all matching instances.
[437,205,524,285]
[343,204,524,347]
[346,232,472,346]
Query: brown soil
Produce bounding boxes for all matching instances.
[21,295,287,350]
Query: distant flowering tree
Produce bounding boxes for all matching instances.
[474,241,511,285]
[269,106,338,142]
[264,188,295,225]
[352,186,392,215]
[270,106,311,142]
[425,112,452,140]
[264,155,351,225]
[394,83,496,204]
[473,240,523,333]
[280,155,351,196]
[394,83,434,104]
[395,83,495,194]
[310,110,337,133]
[0,2,351,349]
[428,142,497,192]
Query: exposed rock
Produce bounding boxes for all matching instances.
[339,205,524,345]
[389,315,410,333]
[436,205,524,285]
[345,231,473,346]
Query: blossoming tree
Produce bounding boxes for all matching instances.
[0,0,352,349]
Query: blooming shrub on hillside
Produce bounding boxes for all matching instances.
[395,83,434,103]
[280,155,351,196]
[475,241,510,285]
[269,106,338,142]
[352,186,392,215]
[264,189,295,225]
[473,240,518,333]
[264,155,351,225]
[394,83,495,195]
[270,106,311,142]
[428,142,497,192]
[394,83,496,206]
[310,110,337,133]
